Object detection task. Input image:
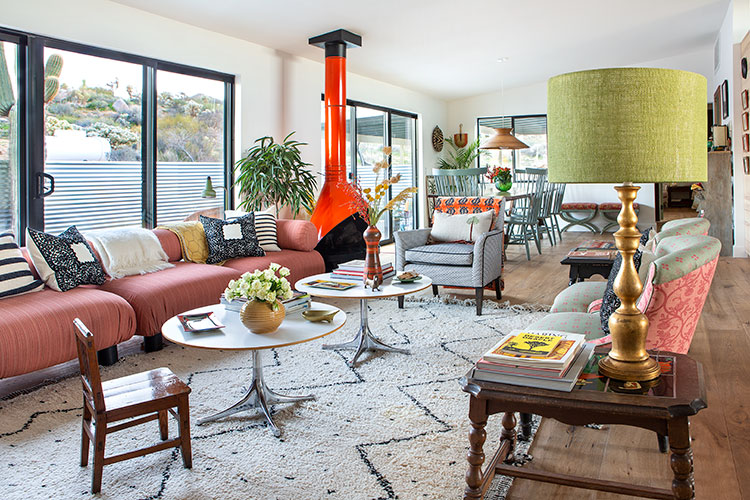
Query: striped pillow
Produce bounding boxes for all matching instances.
[0,232,44,299]
[225,210,280,252]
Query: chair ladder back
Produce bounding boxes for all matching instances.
[73,318,106,412]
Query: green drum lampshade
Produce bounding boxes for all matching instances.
[546,68,707,183]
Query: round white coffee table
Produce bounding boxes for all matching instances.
[162,302,345,437]
[295,273,432,365]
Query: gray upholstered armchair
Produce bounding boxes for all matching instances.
[394,208,504,315]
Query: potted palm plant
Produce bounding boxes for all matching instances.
[433,137,488,196]
[234,132,318,217]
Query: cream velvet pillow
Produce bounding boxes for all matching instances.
[431,210,493,243]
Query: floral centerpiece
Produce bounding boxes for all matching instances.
[486,166,512,192]
[225,263,293,333]
[346,146,418,287]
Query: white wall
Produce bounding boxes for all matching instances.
[447,47,715,232]
[2,0,448,227]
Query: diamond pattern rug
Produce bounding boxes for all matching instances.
[0,298,547,500]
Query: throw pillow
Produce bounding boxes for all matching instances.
[0,232,44,299]
[225,209,280,252]
[200,214,265,264]
[599,228,651,334]
[26,226,106,292]
[431,210,493,243]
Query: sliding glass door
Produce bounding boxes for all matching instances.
[42,47,143,233]
[0,34,236,236]
[0,38,20,234]
[334,101,418,243]
[155,70,227,224]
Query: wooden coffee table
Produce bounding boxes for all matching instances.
[295,273,432,366]
[460,349,706,499]
[162,302,345,437]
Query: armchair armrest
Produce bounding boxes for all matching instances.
[394,228,432,271]
[472,229,504,286]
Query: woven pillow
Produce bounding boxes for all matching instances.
[0,231,44,299]
[599,228,651,334]
[224,209,280,252]
[26,226,106,292]
[200,214,265,264]
[431,210,493,243]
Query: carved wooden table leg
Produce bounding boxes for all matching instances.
[464,397,487,500]
[668,417,695,499]
[501,411,517,463]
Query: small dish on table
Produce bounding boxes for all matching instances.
[302,309,339,323]
[393,271,422,284]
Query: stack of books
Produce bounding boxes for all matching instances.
[472,330,595,391]
[220,291,311,314]
[330,259,396,280]
[566,240,617,260]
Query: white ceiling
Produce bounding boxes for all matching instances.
[111,0,729,101]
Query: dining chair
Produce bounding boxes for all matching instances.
[528,167,557,246]
[549,182,567,241]
[73,318,192,493]
[505,168,546,260]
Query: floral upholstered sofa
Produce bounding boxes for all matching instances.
[528,218,719,354]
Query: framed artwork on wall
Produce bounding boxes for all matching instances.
[742,89,749,110]
[744,134,750,153]
[722,80,729,119]
[744,112,749,131]
[744,157,750,175]
[713,87,722,125]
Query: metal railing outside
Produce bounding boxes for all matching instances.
[43,161,225,234]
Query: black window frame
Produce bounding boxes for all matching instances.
[476,114,547,171]
[0,25,235,240]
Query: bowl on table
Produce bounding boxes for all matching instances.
[302,309,339,323]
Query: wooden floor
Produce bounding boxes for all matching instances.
[3,231,747,499]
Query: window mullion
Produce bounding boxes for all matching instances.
[142,65,156,228]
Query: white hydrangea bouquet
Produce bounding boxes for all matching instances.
[224,263,293,311]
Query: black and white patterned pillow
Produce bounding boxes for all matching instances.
[599,228,651,334]
[0,232,44,299]
[225,210,280,252]
[26,226,106,292]
[200,214,265,264]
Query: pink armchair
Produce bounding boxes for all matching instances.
[532,233,720,354]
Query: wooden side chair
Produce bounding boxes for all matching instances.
[73,318,192,493]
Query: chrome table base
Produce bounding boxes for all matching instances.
[197,349,313,437]
[322,298,410,365]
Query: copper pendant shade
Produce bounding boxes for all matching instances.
[480,128,529,150]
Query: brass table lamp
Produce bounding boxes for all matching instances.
[547,68,707,382]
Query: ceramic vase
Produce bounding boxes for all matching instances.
[239,299,285,334]
[495,179,512,192]
[363,225,383,284]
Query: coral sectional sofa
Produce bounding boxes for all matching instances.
[0,219,323,379]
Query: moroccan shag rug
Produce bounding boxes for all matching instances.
[0,298,548,500]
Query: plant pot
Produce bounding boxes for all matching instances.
[495,179,512,192]
[239,300,285,334]
[363,225,383,285]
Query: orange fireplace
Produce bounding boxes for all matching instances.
[308,29,367,271]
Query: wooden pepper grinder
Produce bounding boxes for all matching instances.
[454,123,468,148]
